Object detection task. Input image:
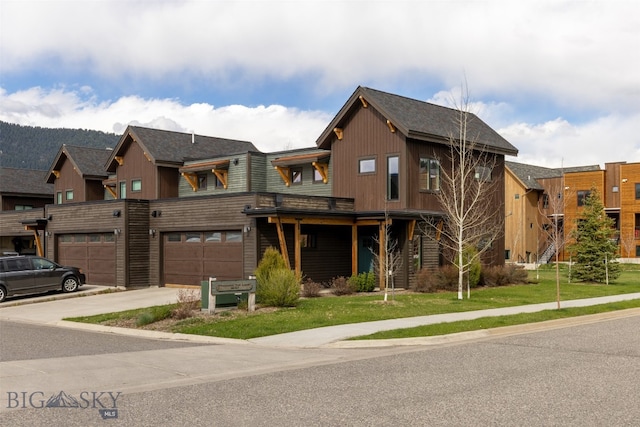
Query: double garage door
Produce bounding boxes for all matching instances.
[163,230,243,286]
[57,233,116,285]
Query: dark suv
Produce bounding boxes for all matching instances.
[0,255,85,303]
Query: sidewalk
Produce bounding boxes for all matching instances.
[2,287,640,348]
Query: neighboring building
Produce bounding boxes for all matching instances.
[505,161,640,264]
[0,168,53,255]
[0,86,518,289]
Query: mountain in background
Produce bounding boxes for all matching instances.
[0,121,120,170]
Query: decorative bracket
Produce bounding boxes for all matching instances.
[181,172,198,192]
[275,166,291,187]
[312,162,329,184]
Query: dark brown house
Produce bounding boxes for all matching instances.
[0,86,518,291]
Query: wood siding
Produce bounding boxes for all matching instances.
[504,169,542,263]
[562,171,605,258]
[115,139,160,200]
[329,103,405,211]
[618,163,640,257]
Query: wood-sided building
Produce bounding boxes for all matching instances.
[0,86,518,290]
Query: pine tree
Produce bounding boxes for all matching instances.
[570,188,620,283]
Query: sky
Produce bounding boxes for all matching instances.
[1,0,639,168]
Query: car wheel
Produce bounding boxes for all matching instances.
[62,276,79,293]
[0,286,6,303]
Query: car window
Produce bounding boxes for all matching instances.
[5,258,32,272]
[32,258,55,270]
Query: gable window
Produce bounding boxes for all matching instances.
[198,174,207,190]
[57,192,62,204]
[419,158,440,191]
[387,156,399,200]
[119,181,126,199]
[65,190,74,201]
[475,166,492,182]
[313,168,324,183]
[291,168,302,185]
[359,158,376,174]
[131,179,142,192]
[542,193,549,209]
[635,183,640,200]
[577,190,590,207]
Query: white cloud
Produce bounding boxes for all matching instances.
[2,1,638,111]
[0,86,331,152]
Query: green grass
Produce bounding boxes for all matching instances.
[66,265,640,340]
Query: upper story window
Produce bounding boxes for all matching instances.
[387,156,399,200]
[57,192,62,204]
[475,166,492,182]
[291,168,302,185]
[15,205,34,211]
[131,179,142,192]
[198,174,207,190]
[419,158,440,191]
[65,190,74,201]
[359,158,376,174]
[119,181,126,199]
[542,193,549,209]
[577,190,591,207]
[313,168,324,183]
[635,183,640,200]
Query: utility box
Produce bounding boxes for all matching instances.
[202,277,256,313]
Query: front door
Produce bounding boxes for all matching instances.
[358,235,375,274]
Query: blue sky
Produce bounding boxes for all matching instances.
[1,0,639,167]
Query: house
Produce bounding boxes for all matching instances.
[505,160,640,264]
[0,86,517,289]
[0,168,53,255]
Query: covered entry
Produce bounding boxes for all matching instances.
[57,233,116,285]
[162,230,243,286]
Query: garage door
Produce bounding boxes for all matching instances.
[57,233,116,285]
[163,231,243,286]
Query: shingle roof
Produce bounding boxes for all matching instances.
[46,145,112,183]
[0,168,53,196]
[107,126,258,170]
[318,86,518,156]
[506,161,601,190]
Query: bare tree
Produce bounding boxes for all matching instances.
[422,87,504,300]
[371,215,403,302]
[536,182,573,309]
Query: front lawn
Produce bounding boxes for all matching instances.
[66,265,640,340]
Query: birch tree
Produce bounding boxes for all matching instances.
[423,87,504,300]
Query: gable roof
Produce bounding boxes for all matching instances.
[106,126,258,171]
[46,145,112,183]
[0,168,53,196]
[317,86,518,156]
[506,161,601,191]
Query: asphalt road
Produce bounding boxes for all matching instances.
[1,314,639,426]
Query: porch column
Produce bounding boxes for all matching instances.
[379,221,386,290]
[294,220,301,276]
[352,224,358,276]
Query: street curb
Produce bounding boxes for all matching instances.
[324,307,640,348]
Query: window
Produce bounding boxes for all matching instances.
[104,233,115,243]
[419,158,440,191]
[185,233,201,243]
[33,258,55,270]
[505,249,511,260]
[612,186,619,193]
[225,231,242,242]
[291,168,302,185]
[475,166,492,182]
[635,183,640,200]
[89,234,101,243]
[166,233,181,242]
[65,190,74,201]
[636,245,640,257]
[542,193,549,209]
[15,205,34,210]
[198,174,207,190]
[205,232,222,242]
[119,181,126,199]
[131,179,142,192]
[313,169,324,183]
[215,175,225,188]
[514,194,520,200]
[57,192,62,204]
[577,190,591,207]
[301,234,317,248]
[387,156,399,200]
[359,158,376,174]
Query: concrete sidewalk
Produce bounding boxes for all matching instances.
[2,286,640,348]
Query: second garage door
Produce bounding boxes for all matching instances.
[57,233,116,285]
[163,231,243,286]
